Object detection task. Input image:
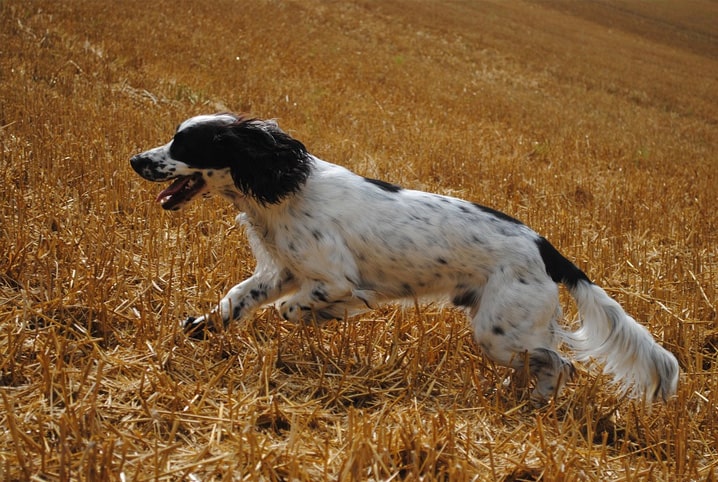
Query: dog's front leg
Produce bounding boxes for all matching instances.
[182,268,297,337]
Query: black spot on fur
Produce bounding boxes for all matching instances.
[421,199,441,211]
[535,236,591,289]
[453,290,478,308]
[401,283,413,296]
[282,270,295,283]
[473,203,524,225]
[471,234,486,245]
[492,326,505,336]
[364,177,402,193]
[312,287,329,303]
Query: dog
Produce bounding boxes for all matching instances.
[130,113,679,403]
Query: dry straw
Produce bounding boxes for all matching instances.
[1,0,716,480]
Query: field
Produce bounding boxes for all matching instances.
[1,0,717,479]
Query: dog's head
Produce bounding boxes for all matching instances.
[130,113,311,210]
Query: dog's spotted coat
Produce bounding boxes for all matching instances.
[131,113,679,403]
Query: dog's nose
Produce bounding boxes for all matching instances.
[130,155,145,174]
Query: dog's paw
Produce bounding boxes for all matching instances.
[181,315,212,339]
[279,302,302,323]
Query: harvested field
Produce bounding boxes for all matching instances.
[1,0,717,480]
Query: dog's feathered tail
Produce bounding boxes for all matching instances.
[537,237,679,401]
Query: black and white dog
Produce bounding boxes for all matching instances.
[130,113,679,402]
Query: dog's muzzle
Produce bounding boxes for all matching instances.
[130,154,165,181]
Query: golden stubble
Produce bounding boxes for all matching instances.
[1,0,716,479]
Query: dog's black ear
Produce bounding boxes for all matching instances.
[216,120,311,204]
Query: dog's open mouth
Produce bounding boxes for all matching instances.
[156,172,206,210]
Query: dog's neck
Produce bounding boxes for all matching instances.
[229,191,291,226]
[225,154,316,222]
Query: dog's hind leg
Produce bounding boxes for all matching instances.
[524,347,576,403]
[279,281,374,324]
[474,314,574,403]
[470,267,574,402]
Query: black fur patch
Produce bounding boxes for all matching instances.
[492,325,505,336]
[171,116,312,205]
[452,290,478,308]
[223,120,312,204]
[364,177,402,193]
[535,236,591,289]
[311,287,329,303]
[473,203,524,225]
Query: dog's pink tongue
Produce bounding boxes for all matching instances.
[156,177,190,203]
